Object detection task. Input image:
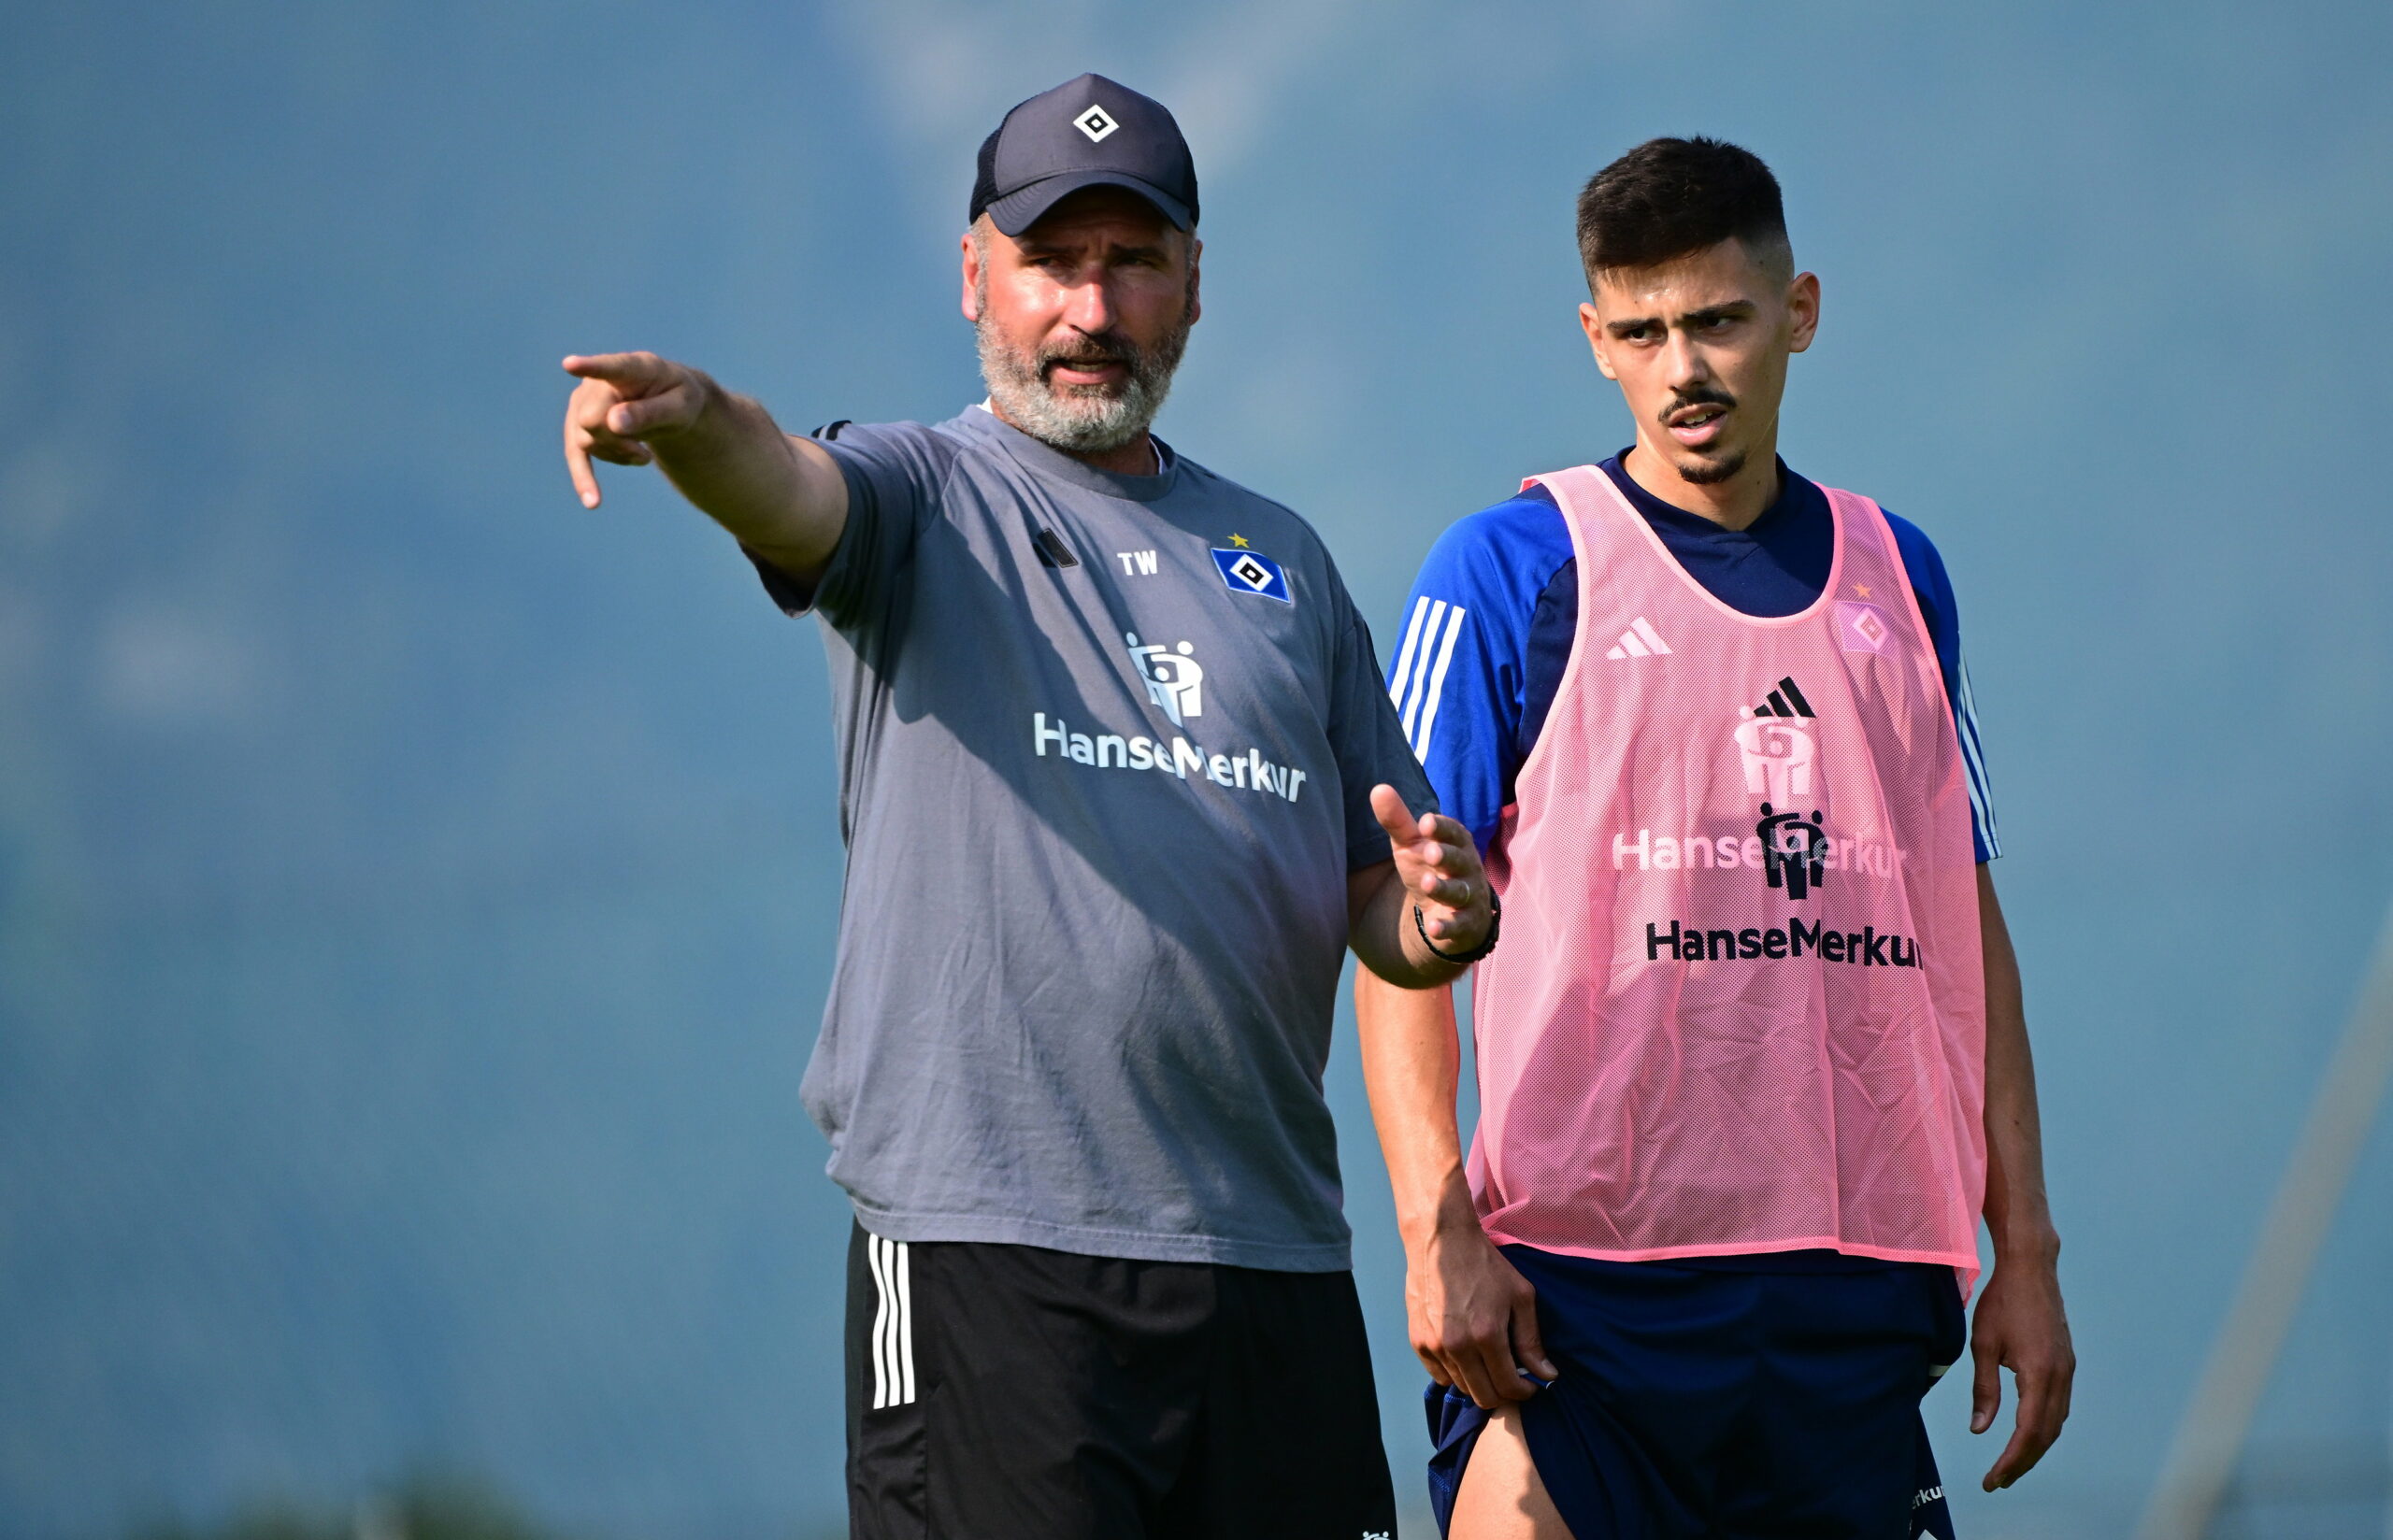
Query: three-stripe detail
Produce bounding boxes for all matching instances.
[1604,616,1672,660]
[865,1233,916,1410]
[1749,675,1815,720]
[1956,656,2000,859]
[1389,595,1468,761]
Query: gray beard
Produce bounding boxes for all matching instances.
[974,279,1193,456]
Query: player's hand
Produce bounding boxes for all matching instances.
[560,351,713,508]
[1968,1253,2074,1490]
[1408,1216,1557,1409]
[1371,785,1492,955]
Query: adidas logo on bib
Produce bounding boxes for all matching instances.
[1606,616,1672,660]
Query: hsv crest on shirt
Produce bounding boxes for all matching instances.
[1211,544,1294,603]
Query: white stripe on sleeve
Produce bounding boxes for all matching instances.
[1400,600,1449,736]
[1955,655,1999,859]
[1387,595,1433,708]
[1411,605,1469,761]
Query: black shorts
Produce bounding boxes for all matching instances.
[844,1222,1398,1539]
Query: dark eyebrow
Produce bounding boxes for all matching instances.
[1682,301,1756,327]
[1605,313,1661,337]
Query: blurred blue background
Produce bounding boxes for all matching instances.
[6,3,2392,1536]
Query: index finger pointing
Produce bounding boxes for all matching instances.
[561,351,669,388]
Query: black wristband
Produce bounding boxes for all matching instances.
[1414,888,1500,965]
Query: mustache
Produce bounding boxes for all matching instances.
[1657,387,1737,424]
[1039,335,1140,373]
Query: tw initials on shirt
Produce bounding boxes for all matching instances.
[1116,549,1159,576]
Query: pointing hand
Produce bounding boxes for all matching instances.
[560,351,711,508]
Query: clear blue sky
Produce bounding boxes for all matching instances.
[5,4,2391,1536]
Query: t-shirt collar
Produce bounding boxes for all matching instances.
[963,402,1179,503]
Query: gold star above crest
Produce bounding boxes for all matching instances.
[1854,583,1872,598]
[1227,533,1252,549]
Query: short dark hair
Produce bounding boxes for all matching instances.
[1576,137,1788,285]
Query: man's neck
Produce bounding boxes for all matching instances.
[1622,432,1781,532]
[988,400,1159,477]
[1071,432,1162,478]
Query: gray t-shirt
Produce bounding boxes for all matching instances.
[755,406,1430,1270]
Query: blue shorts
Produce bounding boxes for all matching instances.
[1427,1248,1964,1539]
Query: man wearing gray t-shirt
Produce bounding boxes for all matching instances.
[557,75,1493,1540]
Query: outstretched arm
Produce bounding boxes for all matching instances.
[560,351,850,588]
[1969,863,2076,1490]
[1347,785,1495,989]
[1355,967,1558,1408]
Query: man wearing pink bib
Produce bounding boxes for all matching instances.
[1356,138,2075,1538]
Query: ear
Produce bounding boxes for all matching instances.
[1785,270,1821,355]
[960,230,982,323]
[1187,235,1203,326]
[1579,301,1619,380]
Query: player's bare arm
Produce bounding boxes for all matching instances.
[1348,785,1496,989]
[1354,969,1559,1409]
[559,350,850,586]
[1970,865,2076,1490]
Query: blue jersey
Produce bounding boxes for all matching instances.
[1387,455,1999,863]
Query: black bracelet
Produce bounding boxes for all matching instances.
[1415,888,1500,965]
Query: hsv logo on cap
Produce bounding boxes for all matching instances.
[970,73,1199,235]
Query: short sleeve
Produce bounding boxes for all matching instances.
[1324,580,1439,872]
[1387,494,1576,854]
[746,420,954,630]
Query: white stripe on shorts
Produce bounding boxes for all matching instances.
[892,1238,915,1405]
[866,1233,915,1410]
[866,1233,892,1409]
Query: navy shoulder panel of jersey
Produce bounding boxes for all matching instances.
[1602,454,1833,619]
[1881,510,1956,687]
[1384,486,1573,853]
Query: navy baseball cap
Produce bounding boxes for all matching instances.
[969,74,1198,235]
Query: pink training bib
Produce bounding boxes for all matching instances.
[1469,465,1987,1286]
